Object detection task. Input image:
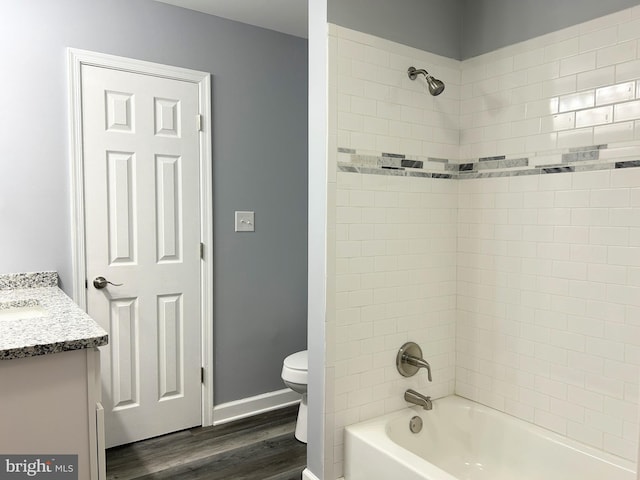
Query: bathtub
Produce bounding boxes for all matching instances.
[344,395,636,480]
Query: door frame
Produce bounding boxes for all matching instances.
[67,48,214,427]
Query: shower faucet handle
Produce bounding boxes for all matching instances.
[403,353,433,382]
[396,342,433,381]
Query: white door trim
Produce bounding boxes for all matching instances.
[67,48,214,427]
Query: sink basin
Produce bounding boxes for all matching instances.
[0,304,48,322]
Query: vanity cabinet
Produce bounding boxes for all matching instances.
[0,272,108,480]
[0,348,105,479]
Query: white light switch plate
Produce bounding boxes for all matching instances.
[235,211,255,232]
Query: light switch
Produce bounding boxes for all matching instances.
[235,211,255,232]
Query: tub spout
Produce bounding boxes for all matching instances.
[405,389,432,411]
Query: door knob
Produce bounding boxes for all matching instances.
[93,276,123,289]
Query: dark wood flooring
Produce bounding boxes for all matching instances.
[106,405,306,480]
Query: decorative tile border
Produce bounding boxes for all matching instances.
[338,162,453,179]
[337,144,640,180]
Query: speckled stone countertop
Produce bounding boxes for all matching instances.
[0,271,108,360]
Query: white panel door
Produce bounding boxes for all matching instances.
[82,64,202,447]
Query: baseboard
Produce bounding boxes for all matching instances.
[302,468,322,480]
[212,388,300,426]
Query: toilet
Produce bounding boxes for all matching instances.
[281,350,308,443]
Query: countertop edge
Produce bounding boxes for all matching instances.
[0,334,109,361]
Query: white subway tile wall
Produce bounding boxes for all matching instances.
[457,170,639,460]
[330,173,458,477]
[456,8,640,463]
[327,6,640,477]
[459,11,640,162]
[332,25,461,161]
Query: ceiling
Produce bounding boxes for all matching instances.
[154,0,308,38]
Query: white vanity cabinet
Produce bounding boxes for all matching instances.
[0,348,106,480]
[0,272,108,480]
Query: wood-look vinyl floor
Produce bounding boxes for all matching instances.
[106,405,306,480]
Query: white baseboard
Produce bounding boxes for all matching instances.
[302,468,322,480]
[212,388,300,426]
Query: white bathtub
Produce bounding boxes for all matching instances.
[344,395,636,480]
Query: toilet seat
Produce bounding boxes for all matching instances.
[281,350,308,385]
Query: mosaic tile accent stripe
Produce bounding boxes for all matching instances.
[478,158,529,170]
[338,163,452,178]
[616,160,640,168]
[337,147,356,154]
[338,144,640,179]
[401,159,424,168]
[542,165,575,174]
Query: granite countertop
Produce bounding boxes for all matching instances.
[0,272,108,360]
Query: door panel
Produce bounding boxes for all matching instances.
[110,297,138,410]
[82,65,201,447]
[157,293,183,400]
[155,154,182,262]
[107,151,136,264]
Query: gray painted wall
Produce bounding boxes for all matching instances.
[327,0,463,60]
[0,0,308,404]
[328,0,640,60]
[461,0,640,59]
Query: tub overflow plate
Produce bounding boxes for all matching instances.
[409,415,423,433]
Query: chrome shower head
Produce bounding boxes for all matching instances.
[407,66,445,96]
[425,76,445,96]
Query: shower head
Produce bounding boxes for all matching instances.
[407,66,445,96]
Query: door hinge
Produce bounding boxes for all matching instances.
[85,279,88,289]
[200,242,205,260]
[197,114,203,132]
[201,367,205,383]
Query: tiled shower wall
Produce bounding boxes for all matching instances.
[327,6,640,477]
[331,25,461,164]
[330,173,458,473]
[327,25,460,477]
[459,8,640,162]
[456,6,640,462]
[457,170,640,460]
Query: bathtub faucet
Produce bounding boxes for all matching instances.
[402,353,433,381]
[405,389,432,410]
[397,342,433,382]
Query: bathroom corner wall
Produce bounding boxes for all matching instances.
[457,6,640,461]
[327,25,460,477]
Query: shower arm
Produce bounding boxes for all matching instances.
[408,67,429,80]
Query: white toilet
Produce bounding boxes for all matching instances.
[281,350,308,443]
